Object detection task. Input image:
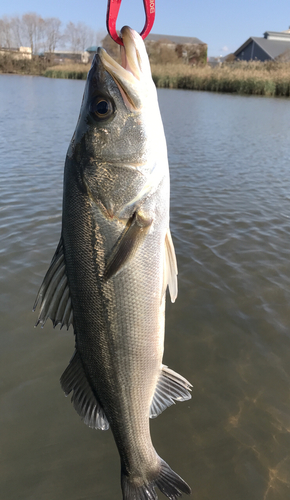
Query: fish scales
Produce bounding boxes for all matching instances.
[63,157,167,475]
[34,26,192,500]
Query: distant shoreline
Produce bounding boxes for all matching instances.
[43,61,290,97]
[2,60,290,97]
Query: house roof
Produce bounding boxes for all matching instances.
[145,33,205,45]
[86,46,98,53]
[264,31,290,41]
[52,50,86,55]
[234,36,290,59]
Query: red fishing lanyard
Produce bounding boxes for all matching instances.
[106,0,155,45]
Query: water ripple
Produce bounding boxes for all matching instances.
[1,78,290,500]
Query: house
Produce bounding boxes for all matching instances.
[86,46,99,58]
[86,45,110,62]
[208,55,226,67]
[0,46,32,60]
[145,34,207,64]
[93,34,207,65]
[45,50,90,64]
[235,30,290,61]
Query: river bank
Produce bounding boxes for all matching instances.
[152,61,290,96]
[44,60,290,97]
[2,57,290,96]
[0,55,48,76]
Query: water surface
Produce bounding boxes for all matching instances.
[1,74,290,500]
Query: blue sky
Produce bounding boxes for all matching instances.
[1,0,290,56]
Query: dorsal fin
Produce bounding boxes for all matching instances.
[150,365,192,419]
[60,350,109,430]
[33,238,73,330]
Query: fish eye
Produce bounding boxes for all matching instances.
[90,97,114,119]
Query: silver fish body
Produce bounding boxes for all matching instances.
[34,26,191,500]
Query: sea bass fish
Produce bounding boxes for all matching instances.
[34,26,191,500]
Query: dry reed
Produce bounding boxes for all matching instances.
[151,61,290,96]
[44,63,90,80]
[43,60,290,97]
[0,54,50,75]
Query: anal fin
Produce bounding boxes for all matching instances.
[150,365,192,419]
[60,350,109,431]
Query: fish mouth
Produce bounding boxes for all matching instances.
[97,26,152,109]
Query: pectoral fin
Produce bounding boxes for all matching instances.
[150,365,192,418]
[33,238,73,330]
[163,229,178,303]
[104,211,152,281]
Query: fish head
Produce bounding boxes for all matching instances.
[69,26,167,170]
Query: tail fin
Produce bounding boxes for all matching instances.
[121,458,191,500]
[121,477,158,500]
[156,459,191,498]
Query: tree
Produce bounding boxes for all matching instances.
[146,39,178,65]
[0,12,101,55]
[44,17,62,52]
[95,29,107,47]
[64,21,95,52]
[10,16,23,47]
[102,34,121,62]
[224,53,236,63]
[21,12,45,54]
[0,16,13,48]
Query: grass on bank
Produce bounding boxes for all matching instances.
[2,56,290,97]
[44,60,290,97]
[151,61,290,96]
[0,54,49,75]
[44,64,90,80]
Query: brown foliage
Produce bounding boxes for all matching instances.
[145,39,179,65]
[145,40,207,65]
[224,53,236,62]
[276,49,290,62]
[175,43,207,65]
[0,53,51,74]
[150,60,290,96]
[101,34,121,63]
